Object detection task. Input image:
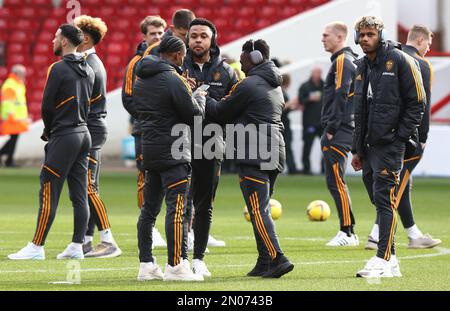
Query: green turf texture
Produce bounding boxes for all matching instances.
[0,168,449,291]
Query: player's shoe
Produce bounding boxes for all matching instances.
[8,242,45,260]
[207,235,226,247]
[408,234,442,249]
[326,231,359,246]
[192,259,212,277]
[390,255,402,277]
[364,236,379,250]
[82,241,93,254]
[164,262,204,281]
[247,257,270,277]
[262,255,294,278]
[152,227,167,248]
[84,241,122,258]
[137,259,164,281]
[356,256,393,278]
[56,243,84,260]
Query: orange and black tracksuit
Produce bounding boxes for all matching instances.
[375,44,432,230]
[33,54,94,246]
[84,49,112,238]
[121,41,160,210]
[321,47,358,235]
[352,41,425,261]
[206,60,287,264]
[133,56,204,266]
[182,44,238,261]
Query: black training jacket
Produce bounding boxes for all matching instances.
[352,41,426,157]
[206,61,285,172]
[42,53,94,138]
[402,44,432,143]
[86,51,107,134]
[121,41,159,136]
[321,47,358,134]
[133,55,205,171]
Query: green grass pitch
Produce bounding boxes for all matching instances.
[0,168,449,291]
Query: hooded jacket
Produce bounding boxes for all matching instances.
[321,47,358,134]
[182,44,238,157]
[85,50,107,134]
[133,55,205,171]
[206,61,286,172]
[402,44,432,143]
[42,53,94,138]
[352,41,426,157]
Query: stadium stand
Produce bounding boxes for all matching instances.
[0,0,331,120]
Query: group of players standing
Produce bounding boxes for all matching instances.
[6,7,441,280]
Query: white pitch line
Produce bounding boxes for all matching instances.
[1,247,449,274]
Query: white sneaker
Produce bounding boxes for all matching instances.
[152,227,167,248]
[356,256,393,278]
[56,243,84,260]
[408,234,442,249]
[187,231,194,251]
[182,258,191,270]
[390,255,402,277]
[326,231,359,246]
[207,235,226,247]
[164,262,204,281]
[192,259,212,277]
[137,260,164,281]
[8,242,45,260]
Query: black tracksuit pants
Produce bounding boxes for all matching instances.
[302,125,322,173]
[137,163,191,266]
[238,165,284,262]
[32,131,91,246]
[187,158,221,260]
[362,139,405,261]
[375,144,424,229]
[133,133,145,209]
[85,132,111,237]
[0,134,19,166]
[321,127,355,233]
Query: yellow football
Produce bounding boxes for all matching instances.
[306,200,331,221]
[243,198,282,221]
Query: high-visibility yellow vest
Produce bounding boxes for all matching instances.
[0,73,29,135]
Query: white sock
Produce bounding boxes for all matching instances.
[69,242,83,251]
[406,224,423,239]
[99,229,114,243]
[84,235,93,245]
[369,224,379,241]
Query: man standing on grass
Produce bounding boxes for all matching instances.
[8,24,94,260]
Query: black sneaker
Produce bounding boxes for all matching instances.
[82,241,93,254]
[262,255,294,278]
[247,258,270,277]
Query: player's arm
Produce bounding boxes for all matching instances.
[41,64,60,140]
[170,74,205,125]
[418,60,432,144]
[205,80,249,124]
[325,56,354,135]
[121,56,141,119]
[397,54,426,142]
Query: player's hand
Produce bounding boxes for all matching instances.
[40,130,49,142]
[351,154,363,171]
[326,132,334,140]
[183,69,197,90]
[421,142,426,150]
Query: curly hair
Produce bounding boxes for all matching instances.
[354,16,384,32]
[74,15,108,45]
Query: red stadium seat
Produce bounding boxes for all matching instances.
[7,54,27,66]
[34,43,51,54]
[9,31,29,43]
[259,6,278,18]
[7,43,27,54]
[237,7,257,18]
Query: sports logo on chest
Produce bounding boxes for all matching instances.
[386,60,394,71]
[213,71,221,81]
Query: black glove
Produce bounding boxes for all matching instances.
[40,129,49,142]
